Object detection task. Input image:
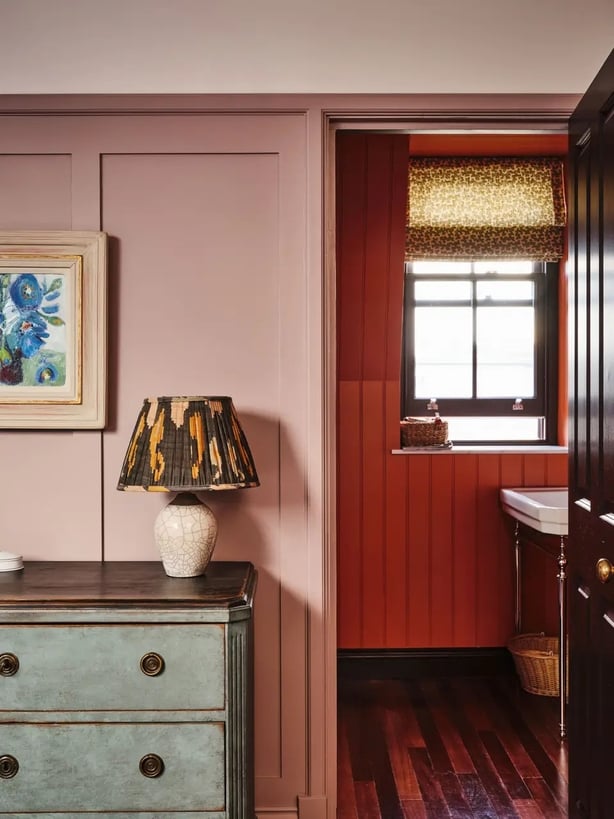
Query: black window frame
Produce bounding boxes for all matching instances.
[401,260,559,445]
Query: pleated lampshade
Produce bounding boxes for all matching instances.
[117,396,259,576]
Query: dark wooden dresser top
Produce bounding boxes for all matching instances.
[0,561,256,609]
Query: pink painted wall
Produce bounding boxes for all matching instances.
[0,109,317,818]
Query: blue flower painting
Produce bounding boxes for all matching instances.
[0,273,66,387]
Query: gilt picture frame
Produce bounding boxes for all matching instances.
[0,231,107,428]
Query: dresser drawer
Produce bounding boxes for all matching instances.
[0,625,225,711]
[0,722,224,812]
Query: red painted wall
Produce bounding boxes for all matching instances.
[336,131,568,649]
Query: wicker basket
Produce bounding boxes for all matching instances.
[401,417,448,447]
[508,633,560,697]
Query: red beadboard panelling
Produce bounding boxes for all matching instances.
[361,380,387,646]
[523,454,548,486]
[385,138,409,380]
[337,380,363,647]
[430,456,455,646]
[475,455,508,645]
[385,380,410,646]
[363,138,397,380]
[336,132,568,649]
[452,455,479,645]
[336,132,367,381]
[406,456,432,645]
[547,453,568,485]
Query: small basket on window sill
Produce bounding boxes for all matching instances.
[401,416,449,448]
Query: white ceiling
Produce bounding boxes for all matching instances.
[0,0,612,95]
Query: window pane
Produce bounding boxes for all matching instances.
[446,416,544,441]
[477,281,534,302]
[414,307,472,397]
[477,306,534,397]
[474,260,534,276]
[413,261,471,276]
[415,281,471,302]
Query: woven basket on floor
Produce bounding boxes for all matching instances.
[401,417,448,447]
[508,633,560,697]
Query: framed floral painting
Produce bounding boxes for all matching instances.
[0,231,107,428]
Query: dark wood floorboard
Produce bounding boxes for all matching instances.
[338,676,567,819]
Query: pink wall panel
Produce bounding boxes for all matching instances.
[0,151,104,560]
[0,109,316,816]
[0,154,72,229]
[101,152,281,559]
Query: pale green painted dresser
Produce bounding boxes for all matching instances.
[0,560,256,818]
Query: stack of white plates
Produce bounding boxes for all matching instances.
[0,550,23,572]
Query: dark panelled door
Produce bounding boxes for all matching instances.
[568,48,614,819]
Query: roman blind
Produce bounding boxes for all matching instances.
[405,157,566,261]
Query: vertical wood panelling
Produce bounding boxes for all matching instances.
[523,455,548,486]
[337,381,363,648]
[336,133,367,382]
[336,133,568,649]
[363,138,395,380]
[476,456,508,645]
[546,454,568,485]
[407,456,432,645]
[361,381,386,646]
[430,456,455,645]
[452,455,479,645]
[385,381,409,646]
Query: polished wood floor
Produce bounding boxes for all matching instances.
[338,676,567,818]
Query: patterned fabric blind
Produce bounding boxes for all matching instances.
[405,157,566,260]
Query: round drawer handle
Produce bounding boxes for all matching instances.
[139,652,165,677]
[0,653,19,676]
[139,753,164,778]
[0,755,19,779]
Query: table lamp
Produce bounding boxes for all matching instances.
[117,396,259,577]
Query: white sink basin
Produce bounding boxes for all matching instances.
[500,486,568,535]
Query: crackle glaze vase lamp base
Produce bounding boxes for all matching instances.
[117,396,259,577]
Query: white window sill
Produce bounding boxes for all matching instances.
[391,445,568,455]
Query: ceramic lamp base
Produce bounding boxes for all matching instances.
[154,492,218,577]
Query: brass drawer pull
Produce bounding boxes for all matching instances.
[139,652,165,676]
[0,653,19,676]
[0,755,18,778]
[139,753,164,778]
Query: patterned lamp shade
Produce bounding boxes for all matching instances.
[117,396,259,577]
[117,396,259,492]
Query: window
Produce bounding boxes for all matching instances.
[402,259,559,444]
[402,154,566,445]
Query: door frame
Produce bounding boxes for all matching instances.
[321,97,576,818]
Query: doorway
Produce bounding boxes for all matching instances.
[330,118,571,817]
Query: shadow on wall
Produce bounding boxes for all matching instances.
[204,410,313,793]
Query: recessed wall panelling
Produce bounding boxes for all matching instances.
[101,150,285,782]
[0,110,312,816]
[0,150,103,561]
[0,154,72,229]
[336,132,568,649]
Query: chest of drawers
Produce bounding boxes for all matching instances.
[0,560,256,818]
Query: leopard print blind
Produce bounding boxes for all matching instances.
[405,157,566,261]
